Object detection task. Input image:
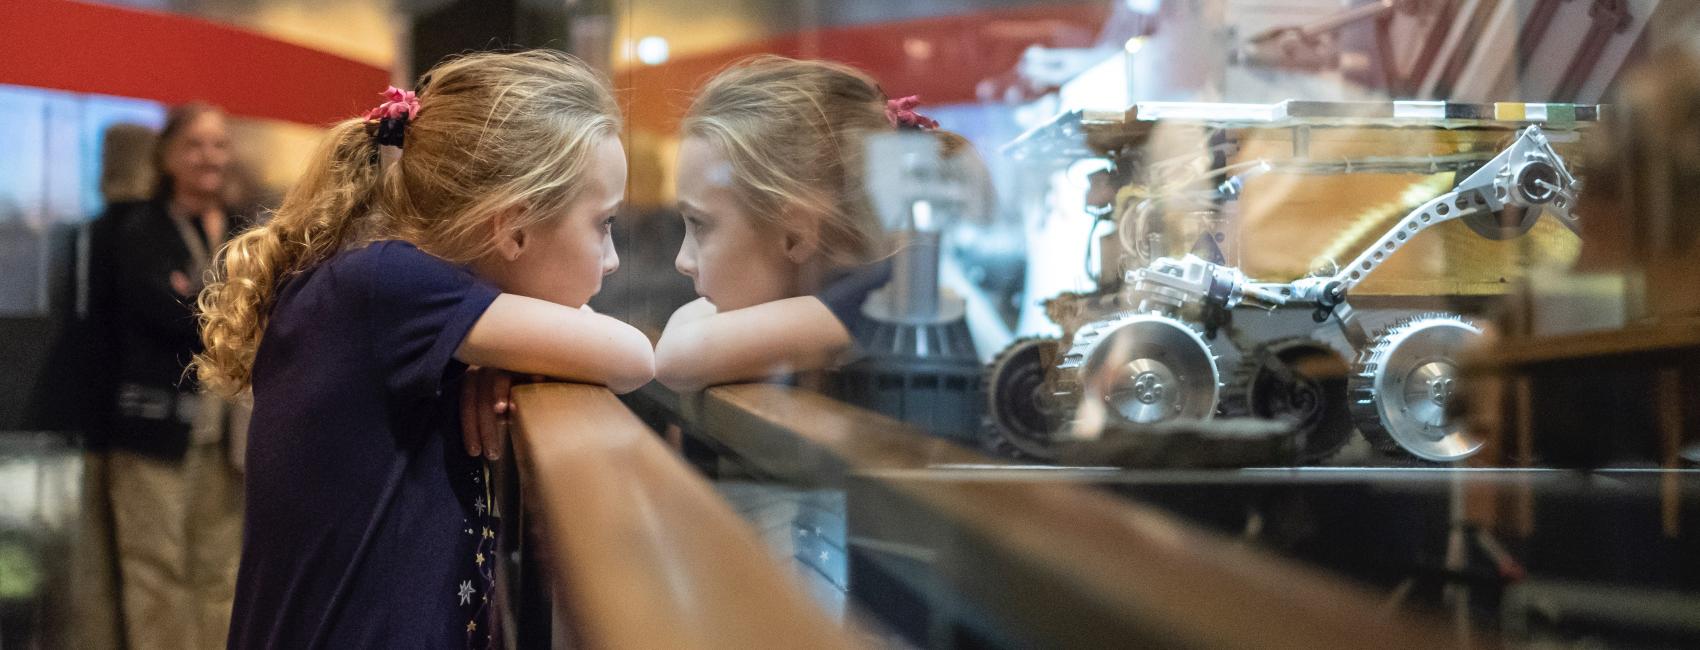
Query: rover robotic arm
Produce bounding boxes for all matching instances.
[1126,126,1580,322]
[1106,126,1579,461]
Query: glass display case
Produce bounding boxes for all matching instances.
[2,1,1695,647]
[590,0,1682,461]
[591,1,1699,647]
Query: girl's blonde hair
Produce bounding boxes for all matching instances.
[682,55,967,270]
[196,49,621,396]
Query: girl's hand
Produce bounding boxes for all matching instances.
[460,366,510,460]
[461,367,548,461]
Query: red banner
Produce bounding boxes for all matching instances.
[616,2,1110,133]
[0,0,390,126]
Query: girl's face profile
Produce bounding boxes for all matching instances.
[674,136,799,311]
[488,136,626,307]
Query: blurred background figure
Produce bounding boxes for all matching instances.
[102,102,247,650]
[100,124,161,209]
[75,121,161,650]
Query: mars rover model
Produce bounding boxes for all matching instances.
[988,100,1596,464]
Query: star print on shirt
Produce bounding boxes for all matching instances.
[458,580,476,606]
[474,496,486,515]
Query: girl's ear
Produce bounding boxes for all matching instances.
[491,206,527,262]
[781,200,823,265]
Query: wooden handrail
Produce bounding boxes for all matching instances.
[673,384,1461,649]
[1463,318,1700,371]
[510,383,858,650]
[673,382,986,486]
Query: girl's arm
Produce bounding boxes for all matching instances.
[458,293,655,394]
[653,297,852,392]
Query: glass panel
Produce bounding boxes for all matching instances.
[598,1,1699,647]
[591,0,1680,464]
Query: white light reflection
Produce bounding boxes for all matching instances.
[636,36,669,66]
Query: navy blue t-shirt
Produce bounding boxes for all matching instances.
[814,259,892,348]
[228,241,502,649]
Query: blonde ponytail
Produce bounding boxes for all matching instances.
[197,119,382,396]
[196,50,620,396]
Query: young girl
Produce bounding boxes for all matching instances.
[196,51,652,648]
[654,55,962,390]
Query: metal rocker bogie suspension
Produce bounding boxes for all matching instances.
[1111,126,1580,461]
[1123,125,1580,327]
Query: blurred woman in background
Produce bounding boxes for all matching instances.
[104,102,247,650]
[68,121,159,650]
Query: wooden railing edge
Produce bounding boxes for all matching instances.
[659,382,1464,649]
[510,382,859,650]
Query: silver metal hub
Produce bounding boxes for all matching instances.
[1515,160,1559,203]
[1111,360,1181,422]
[1350,314,1485,461]
[1058,313,1221,427]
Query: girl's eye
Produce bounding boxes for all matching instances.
[602,216,616,231]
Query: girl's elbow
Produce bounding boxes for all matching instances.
[654,370,705,393]
[603,333,655,393]
[609,353,655,394]
[652,345,708,393]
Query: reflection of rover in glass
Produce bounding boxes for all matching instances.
[990,100,1595,464]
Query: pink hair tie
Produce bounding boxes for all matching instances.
[363,86,421,149]
[885,95,939,131]
[364,86,420,121]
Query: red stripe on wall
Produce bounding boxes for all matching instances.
[0,0,390,126]
[617,2,1110,133]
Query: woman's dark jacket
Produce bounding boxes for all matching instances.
[89,198,243,459]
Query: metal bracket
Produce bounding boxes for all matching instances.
[1329,126,1578,295]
